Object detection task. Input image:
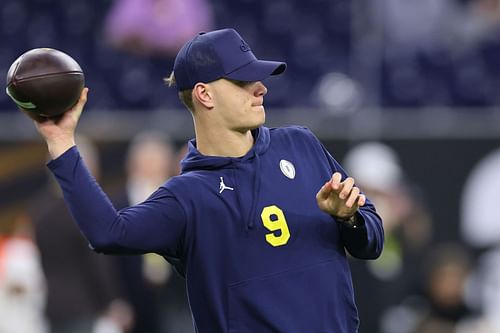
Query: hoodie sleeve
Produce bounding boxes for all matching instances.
[47,146,186,257]
[301,127,384,259]
[322,144,384,259]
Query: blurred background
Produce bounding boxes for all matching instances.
[1,0,500,332]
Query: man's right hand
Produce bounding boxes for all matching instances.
[32,87,89,159]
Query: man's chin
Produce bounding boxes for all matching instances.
[243,119,265,132]
[255,115,265,127]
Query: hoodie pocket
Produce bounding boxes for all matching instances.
[227,259,359,333]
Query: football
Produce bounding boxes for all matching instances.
[6,48,85,117]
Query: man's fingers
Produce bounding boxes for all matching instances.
[345,187,360,208]
[357,194,366,207]
[330,172,342,190]
[67,87,88,121]
[80,87,89,104]
[74,87,89,111]
[318,172,367,215]
[339,177,354,199]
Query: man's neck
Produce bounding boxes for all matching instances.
[194,125,255,157]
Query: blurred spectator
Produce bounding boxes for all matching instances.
[460,147,500,248]
[103,0,214,56]
[0,214,48,333]
[413,243,473,333]
[125,130,176,206]
[458,146,500,332]
[456,247,500,333]
[342,142,433,333]
[28,135,133,333]
[115,130,193,333]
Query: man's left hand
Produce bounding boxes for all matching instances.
[316,172,365,219]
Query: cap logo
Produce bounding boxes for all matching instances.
[240,40,251,52]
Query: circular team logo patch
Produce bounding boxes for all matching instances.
[280,159,296,179]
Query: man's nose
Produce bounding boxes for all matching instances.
[254,81,268,97]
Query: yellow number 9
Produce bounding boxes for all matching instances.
[261,205,290,247]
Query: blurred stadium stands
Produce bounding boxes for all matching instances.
[2,0,500,113]
[0,0,499,143]
[0,0,354,111]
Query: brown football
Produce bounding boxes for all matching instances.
[6,48,85,117]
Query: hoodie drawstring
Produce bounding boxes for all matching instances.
[246,152,261,230]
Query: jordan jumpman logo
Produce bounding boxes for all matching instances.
[219,177,234,194]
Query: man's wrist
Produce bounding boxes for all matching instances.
[336,212,362,229]
[47,139,76,159]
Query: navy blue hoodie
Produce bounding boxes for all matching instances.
[48,126,384,333]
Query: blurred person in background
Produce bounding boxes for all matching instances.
[343,142,433,333]
[460,146,500,248]
[28,135,133,333]
[28,28,384,332]
[457,146,500,332]
[103,0,214,56]
[413,243,473,333]
[456,247,500,333]
[0,213,48,333]
[113,130,193,333]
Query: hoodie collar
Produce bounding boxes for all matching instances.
[180,126,270,173]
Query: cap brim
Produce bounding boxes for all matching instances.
[225,60,286,82]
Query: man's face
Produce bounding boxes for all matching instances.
[209,79,268,132]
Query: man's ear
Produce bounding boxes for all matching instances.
[193,83,214,109]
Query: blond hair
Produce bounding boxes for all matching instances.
[164,72,194,112]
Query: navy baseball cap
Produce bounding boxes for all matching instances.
[173,28,286,91]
